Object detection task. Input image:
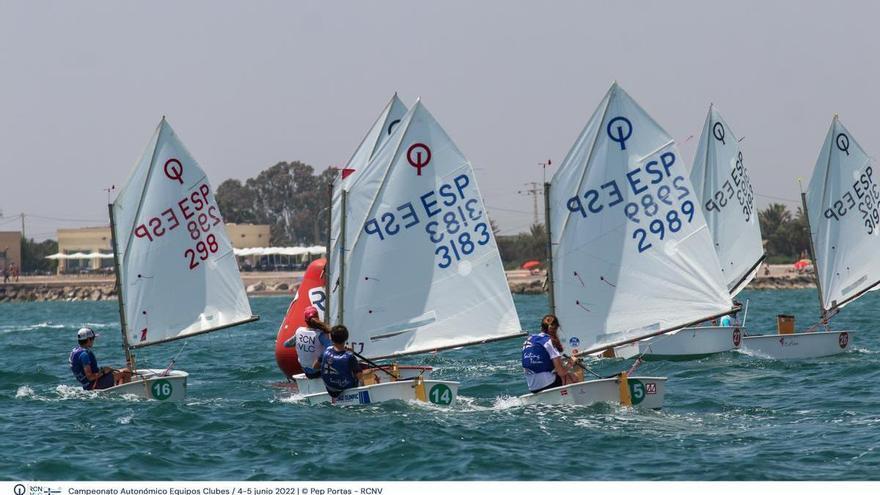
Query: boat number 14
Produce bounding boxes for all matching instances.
[429,384,453,405]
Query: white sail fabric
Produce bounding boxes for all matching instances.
[806,116,880,313]
[549,83,734,354]
[690,105,765,296]
[112,118,255,348]
[329,95,408,301]
[330,100,522,359]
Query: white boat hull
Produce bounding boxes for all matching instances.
[518,376,666,409]
[637,326,741,358]
[303,379,459,406]
[293,365,432,395]
[97,368,188,401]
[740,330,852,359]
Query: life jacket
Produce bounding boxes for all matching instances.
[320,347,358,392]
[69,346,98,389]
[293,326,330,372]
[521,334,554,374]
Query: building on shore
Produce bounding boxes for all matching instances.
[0,231,23,273]
[56,226,113,274]
[55,223,271,274]
[227,223,271,248]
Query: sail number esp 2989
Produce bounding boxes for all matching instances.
[566,149,696,254]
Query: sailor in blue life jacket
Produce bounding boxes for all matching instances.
[283,305,332,379]
[522,314,578,393]
[319,325,365,399]
[69,327,132,390]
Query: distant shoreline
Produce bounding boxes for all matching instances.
[0,264,815,303]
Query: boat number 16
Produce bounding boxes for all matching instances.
[151,379,173,400]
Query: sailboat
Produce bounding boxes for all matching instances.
[301,99,525,406]
[100,117,259,401]
[740,115,874,358]
[292,94,431,395]
[631,104,764,358]
[528,83,739,407]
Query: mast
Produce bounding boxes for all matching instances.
[544,181,555,314]
[338,189,348,326]
[108,203,134,370]
[325,181,333,318]
[800,187,826,321]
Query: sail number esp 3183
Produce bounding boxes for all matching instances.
[362,173,492,269]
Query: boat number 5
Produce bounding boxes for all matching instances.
[429,384,453,405]
[628,380,646,405]
[151,379,173,401]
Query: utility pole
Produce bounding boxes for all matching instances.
[518,182,542,227]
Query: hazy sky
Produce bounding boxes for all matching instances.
[1,1,879,240]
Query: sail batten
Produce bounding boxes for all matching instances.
[689,105,764,296]
[112,119,256,348]
[549,83,734,353]
[330,100,522,359]
[806,116,880,313]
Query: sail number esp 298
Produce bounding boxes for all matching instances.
[131,172,225,271]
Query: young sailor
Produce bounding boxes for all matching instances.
[283,306,332,378]
[521,315,577,393]
[319,325,365,399]
[69,327,131,390]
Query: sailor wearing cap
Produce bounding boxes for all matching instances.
[284,306,332,379]
[68,327,131,390]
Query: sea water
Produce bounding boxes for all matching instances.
[1,290,878,480]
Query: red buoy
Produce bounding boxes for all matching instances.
[275,258,328,379]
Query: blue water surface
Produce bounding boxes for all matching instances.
[1,290,878,480]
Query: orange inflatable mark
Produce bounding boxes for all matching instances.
[275,258,328,379]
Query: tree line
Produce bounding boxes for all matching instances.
[495,202,812,268]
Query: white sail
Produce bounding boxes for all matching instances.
[806,116,880,313]
[112,118,256,349]
[329,95,408,298]
[331,100,522,359]
[549,83,734,354]
[690,105,765,296]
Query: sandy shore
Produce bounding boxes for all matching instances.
[0,264,814,303]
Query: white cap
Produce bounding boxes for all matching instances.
[77,327,96,341]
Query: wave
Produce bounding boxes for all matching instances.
[0,321,67,334]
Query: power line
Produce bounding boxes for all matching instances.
[516,182,543,226]
[485,205,532,215]
[25,213,105,223]
[757,193,799,204]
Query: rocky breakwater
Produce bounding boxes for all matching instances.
[507,270,546,295]
[0,283,117,303]
[245,280,293,296]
